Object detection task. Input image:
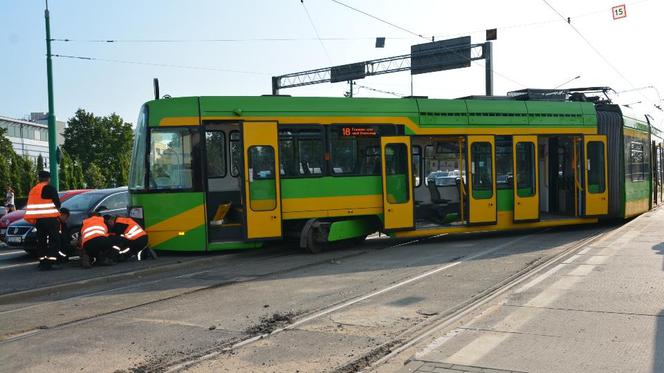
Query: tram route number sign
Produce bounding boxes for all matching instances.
[341,127,377,137]
[612,4,626,20]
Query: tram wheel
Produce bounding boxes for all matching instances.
[306,230,327,254]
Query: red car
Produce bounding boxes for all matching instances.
[0,189,89,242]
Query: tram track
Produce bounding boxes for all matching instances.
[357,229,611,373]
[151,226,615,373]
[0,225,618,373]
[0,246,375,344]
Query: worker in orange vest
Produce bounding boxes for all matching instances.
[79,213,119,268]
[105,215,156,261]
[25,171,65,271]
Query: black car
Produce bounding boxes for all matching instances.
[5,187,129,256]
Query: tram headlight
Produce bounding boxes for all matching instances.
[129,206,144,220]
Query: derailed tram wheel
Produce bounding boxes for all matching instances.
[306,230,327,254]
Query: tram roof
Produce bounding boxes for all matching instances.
[144,95,599,129]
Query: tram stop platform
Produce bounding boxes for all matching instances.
[400,207,664,373]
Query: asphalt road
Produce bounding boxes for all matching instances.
[0,224,618,372]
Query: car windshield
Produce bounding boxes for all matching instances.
[61,193,104,212]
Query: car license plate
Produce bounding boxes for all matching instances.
[6,236,21,244]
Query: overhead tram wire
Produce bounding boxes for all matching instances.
[301,0,333,64]
[49,0,653,45]
[329,0,430,41]
[539,0,661,110]
[328,0,525,89]
[354,83,405,97]
[51,54,270,75]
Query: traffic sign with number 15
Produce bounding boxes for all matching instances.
[612,4,626,20]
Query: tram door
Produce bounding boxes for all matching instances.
[467,136,497,225]
[242,122,283,239]
[380,136,414,230]
[513,136,540,222]
[582,135,608,216]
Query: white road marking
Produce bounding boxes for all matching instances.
[0,250,26,257]
[0,262,35,270]
[445,274,584,366]
[414,328,465,358]
[567,264,595,276]
[561,254,583,264]
[577,246,594,255]
[514,263,566,294]
[164,233,536,373]
[584,255,609,265]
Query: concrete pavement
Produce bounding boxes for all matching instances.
[401,208,664,373]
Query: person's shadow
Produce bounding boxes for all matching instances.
[652,243,664,372]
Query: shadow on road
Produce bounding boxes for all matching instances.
[0,221,620,304]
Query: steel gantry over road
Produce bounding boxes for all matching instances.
[271,38,494,96]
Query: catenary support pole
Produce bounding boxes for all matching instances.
[45,0,59,190]
[484,41,493,96]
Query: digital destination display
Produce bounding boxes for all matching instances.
[341,127,377,137]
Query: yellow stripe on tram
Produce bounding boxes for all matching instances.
[147,204,205,248]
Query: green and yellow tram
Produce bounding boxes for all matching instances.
[127,89,663,252]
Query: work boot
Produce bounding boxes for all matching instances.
[138,247,158,261]
[57,253,69,264]
[80,252,92,269]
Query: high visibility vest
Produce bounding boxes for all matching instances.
[25,182,60,223]
[81,216,108,246]
[116,217,147,241]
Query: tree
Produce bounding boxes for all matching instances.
[0,128,13,196]
[59,151,72,190]
[84,163,106,189]
[17,156,36,196]
[73,158,85,189]
[63,109,134,188]
[37,154,44,172]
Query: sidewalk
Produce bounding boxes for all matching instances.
[401,208,664,373]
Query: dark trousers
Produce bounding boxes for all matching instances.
[117,236,148,258]
[35,218,61,261]
[83,236,117,261]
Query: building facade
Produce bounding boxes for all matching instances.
[0,114,66,170]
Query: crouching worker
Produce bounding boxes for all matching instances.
[79,213,118,268]
[105,215,157,261]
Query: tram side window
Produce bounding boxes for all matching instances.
[129,106,147,191]
[278,128,324,177]
[329,125,396,176]
[426,141,464,186]
[587,141,606,193]
[629,141,645,182]
[412,146,422,187]
[248,146,277,211]
[229,131,241,177]
[495,137,512,189]
[149,128,195,190]
[385,143,410,204]
[515,142,535,197]
[205,131,226,178]
[471,142,493,199]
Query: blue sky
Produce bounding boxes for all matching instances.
[1,0,662,126]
